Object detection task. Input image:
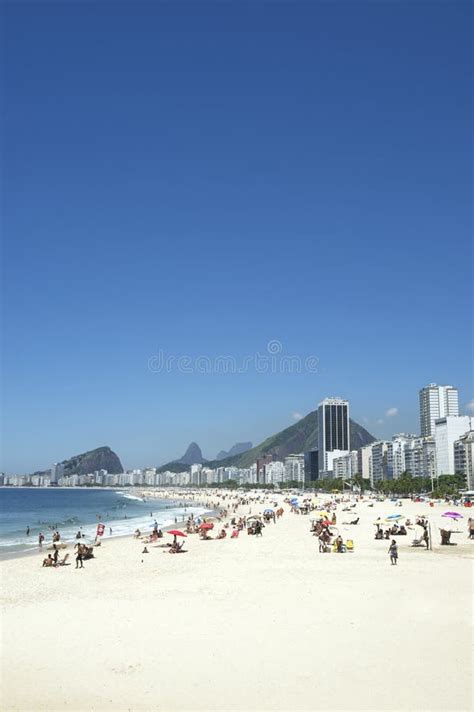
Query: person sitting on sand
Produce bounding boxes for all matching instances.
[335,535,344,553]
[375,529,383,540]
[384,530,390,539]
[217,529,226,539]
[142,546,149,554]
[42,554,54,567]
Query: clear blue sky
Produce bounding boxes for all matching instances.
[2,1,472,474]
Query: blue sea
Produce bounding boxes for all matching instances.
[0,488,206,558]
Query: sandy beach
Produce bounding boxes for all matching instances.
[0,491,472,712]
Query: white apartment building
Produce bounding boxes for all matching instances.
[434,416,472,476]
[370,441,389,486]
[332,450,358,479]
[360,444,373,481]
[265,461,285,486]
[454,431,474,489]
[403,437,436,480]
[419,384,459,437]
[284,454,305,485]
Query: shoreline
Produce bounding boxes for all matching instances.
[0,488,214,562]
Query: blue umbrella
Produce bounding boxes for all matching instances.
[264,508,274,514]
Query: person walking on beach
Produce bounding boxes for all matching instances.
[38,532,44,548]
[388,539,398,565]
[75,543,84,569]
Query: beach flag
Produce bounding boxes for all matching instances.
[96,523,105,537]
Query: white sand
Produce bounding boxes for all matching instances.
[0,493,472,712]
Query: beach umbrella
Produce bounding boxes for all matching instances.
[386,514,403,521]
[263,509,274,514]
[442,512,463,520]
[168,530,187,537]
[199,522,214,531]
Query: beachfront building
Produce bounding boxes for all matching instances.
[317,397,350,476]
[453,431,474,488]
[386,434,418,479]
[190,463,202,485]
[50,462,64,485]
[256,455,273,485]
[304,450,319,484]
[434,416,472,477]
[360,444,373,481]
[403,436,436,480]
[454,431,474,489]
[332,450,358,479]
[263,460,285,486]
[370,441,390,486]
[419,384,459,437]
[284,454,305,486]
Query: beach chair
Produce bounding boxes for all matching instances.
[58,553,69,566]
[411,536,424,547]
[346,540,354,552]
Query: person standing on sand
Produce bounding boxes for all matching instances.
[75,543,84,569]
[38,532,44,548]
[388,539,398,565]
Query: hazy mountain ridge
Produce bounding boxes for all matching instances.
[215,442,253,460]
[158,410,375,472]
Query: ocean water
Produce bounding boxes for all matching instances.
[0,488,206,558]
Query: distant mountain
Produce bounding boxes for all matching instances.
[158,442,207,473]
[215,442,253,461]
[60,446,124,475]
[178,442,207,466]
[158,411,375,473]
[30,446,124,478]
[200,411,375,470]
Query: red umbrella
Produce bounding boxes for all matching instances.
[199,523,214,530]
[168,530,187,537]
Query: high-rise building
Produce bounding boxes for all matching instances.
[50,463,64,485]
[332,451,358,480]
[256,455,273,485]
[434,416,472,476]
[370,441,390,485]
[454,431,474,490]
[419,384,459,437]
[284,454,305,486]
[317,397,350,475]
[304,451,319,483]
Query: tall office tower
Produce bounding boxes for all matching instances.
[419,384,459,437]
[317,397,350,475]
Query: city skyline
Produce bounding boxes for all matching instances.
[3,2,472,473]
[2,381,473,476]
